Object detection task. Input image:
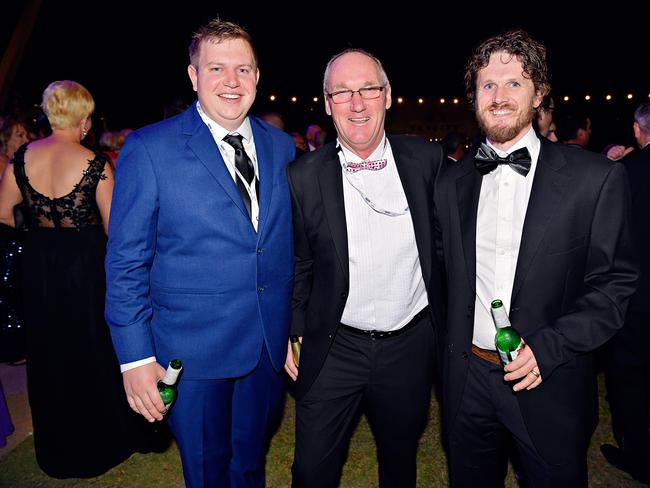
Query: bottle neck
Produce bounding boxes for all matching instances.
[161,368,180,386]
[491,306,511,329]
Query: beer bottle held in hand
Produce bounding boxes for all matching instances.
[490,300,524,365]
[289,335,301,367]
[158,359,182,409]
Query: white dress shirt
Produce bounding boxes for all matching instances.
[473,127,541,350]
[339,135,428,331]
[120,104,261,373]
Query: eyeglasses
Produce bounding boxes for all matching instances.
[326,86,386,104]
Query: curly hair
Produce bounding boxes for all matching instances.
[189,18,256,69]
[464,29,550,107]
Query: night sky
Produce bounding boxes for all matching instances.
[2,1,648,144]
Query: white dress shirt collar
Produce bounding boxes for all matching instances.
[337,133,387,164]
[196,102,253,142]
[485,126,540,174]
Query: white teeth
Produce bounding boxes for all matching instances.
[492,110,511,116]
[221,94,240,99]
[350,117,369,122]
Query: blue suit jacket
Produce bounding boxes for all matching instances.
[105,104,295,379]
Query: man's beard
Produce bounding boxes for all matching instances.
[476,102,534,144]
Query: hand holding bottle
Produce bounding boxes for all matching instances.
[122,362,167,422]
[158,359,183,413]
[284,336,301,381]
[503,344,542,391]
[490,299,542,391]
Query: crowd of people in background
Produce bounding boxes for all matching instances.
[0,18,648,488]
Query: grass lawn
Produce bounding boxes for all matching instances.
[0,375,645,487]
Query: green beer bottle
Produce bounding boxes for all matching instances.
[490,300,524,365]
[158,359,182,408]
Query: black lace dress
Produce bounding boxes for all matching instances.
[12,144,143,478]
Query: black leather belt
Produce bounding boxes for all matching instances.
[339,306,430,340]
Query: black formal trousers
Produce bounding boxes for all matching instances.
[449,353,587,488]
[292,314,435,488]
[603,306,650,470]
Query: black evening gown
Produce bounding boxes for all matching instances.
[12,144,147,478]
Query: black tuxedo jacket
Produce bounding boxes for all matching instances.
[623,144,650,313]
[434,138,638,464]
[287,135,446,400]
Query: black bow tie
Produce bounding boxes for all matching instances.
[474,143,531,177]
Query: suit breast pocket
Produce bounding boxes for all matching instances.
[547,235,586,255]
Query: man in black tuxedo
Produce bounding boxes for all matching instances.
[434,30,638,486]
[285,48,444,488]
[601,101,650,484]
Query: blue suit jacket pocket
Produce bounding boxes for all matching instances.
[155,285,224,296]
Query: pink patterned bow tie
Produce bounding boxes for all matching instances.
[344,159,388,173]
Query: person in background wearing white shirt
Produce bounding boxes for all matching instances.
[434,29,638,487]
[285,48,446,488]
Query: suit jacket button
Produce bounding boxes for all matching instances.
[328,334,333,339]
[257,286,265,293]
[257,248,263,254]
[340,291,348,299]
[461,351,468,360]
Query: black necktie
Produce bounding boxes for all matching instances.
[223,133,256,217]
[474,142,532,177]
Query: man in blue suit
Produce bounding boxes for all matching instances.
[105,18,295,487]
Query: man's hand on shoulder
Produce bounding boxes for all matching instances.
[123,362,167,422]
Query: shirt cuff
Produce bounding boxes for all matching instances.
[120,356,157,373]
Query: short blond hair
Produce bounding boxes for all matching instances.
[41,80,95,129]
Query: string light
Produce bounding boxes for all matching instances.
[263,92,643,106]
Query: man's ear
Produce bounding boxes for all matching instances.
[188,64,198,92]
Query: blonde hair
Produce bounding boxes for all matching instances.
[41,80,95,129]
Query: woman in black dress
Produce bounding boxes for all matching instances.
[0,80,144,478]
[0,115,29,363]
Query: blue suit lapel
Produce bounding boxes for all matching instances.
[251,117,274,237]
[182,107,251,221]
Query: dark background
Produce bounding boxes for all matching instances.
[2,1,647,150]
